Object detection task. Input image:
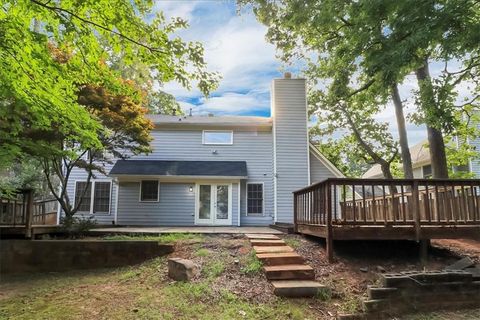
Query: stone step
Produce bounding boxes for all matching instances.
[271,280,328,297]
[264,264,315,280]
[367,286,398,299]
[256,252,305,266]
[253,246,294,254]
[245,234,280,240]
[250,239,286,246]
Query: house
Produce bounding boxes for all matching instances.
[60,74,343,226]
[363,138,476,179]
[363,139,432,179]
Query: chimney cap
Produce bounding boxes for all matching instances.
[283,72,292,79]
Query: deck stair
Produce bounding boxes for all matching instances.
[246,233,328,297]
[250,239,286,246]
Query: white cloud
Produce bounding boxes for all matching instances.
[152,1,199,21]
[154,2,281,116]
[195,91,270,115]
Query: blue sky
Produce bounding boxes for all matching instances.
[156,1,281,118]
[154,1,474,147]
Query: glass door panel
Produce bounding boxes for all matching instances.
[215,185,229,221]
[199,185,212,222]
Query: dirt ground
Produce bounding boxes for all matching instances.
[0,234,479,319]
[431,239,480,263]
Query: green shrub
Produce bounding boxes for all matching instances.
[60,216,96,238]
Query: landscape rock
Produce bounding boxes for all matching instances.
[360,267,368,273]
[376,266,386,273]
[168,258,196,281]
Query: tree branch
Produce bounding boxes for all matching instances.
[30,0,166,54]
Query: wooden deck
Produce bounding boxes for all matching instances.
[1,191,58,238]
[293,178,480,262]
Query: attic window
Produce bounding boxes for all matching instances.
[203,130,233,145]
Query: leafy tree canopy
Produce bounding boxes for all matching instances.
[0,0,219,166]
[242,0,479,177]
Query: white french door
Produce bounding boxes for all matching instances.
[196,184,232,225]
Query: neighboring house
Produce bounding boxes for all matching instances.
[363,138,476,179]
[59,75,343,226]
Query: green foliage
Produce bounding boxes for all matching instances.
[1,1,219,216]
[283,238,301,249]
[202,260,225,278]
[0,158,56,198]
[244,0,480,178]
[240,251,263,275]
[60,216,97,238]
[313,139,371,178]
[195,248,211,257]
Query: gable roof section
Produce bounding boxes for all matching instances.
[362,139,430,178]
[309,143,345,178]
[110,160,248,178]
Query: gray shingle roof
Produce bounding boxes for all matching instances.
[109,160,248,177]
[146,115,272,127]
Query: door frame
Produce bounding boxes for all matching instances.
[194,182,233,226]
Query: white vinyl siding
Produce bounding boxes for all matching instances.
[272,79,309,223]
[309,152,339,183]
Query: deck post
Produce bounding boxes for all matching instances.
[293,192,298,233]
[24,190,34,239]
[326,181,334,263]
[420,239,430,266]
[412,181,421,241]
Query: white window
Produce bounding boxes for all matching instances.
[203,130,233,145]
[74,181,111,214]
[247,183,264,215]
[140,180,160,202]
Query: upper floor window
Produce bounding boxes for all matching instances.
[203,130,233,145]
[422,165,432,178]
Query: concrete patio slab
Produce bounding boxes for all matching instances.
[90,226,283,235]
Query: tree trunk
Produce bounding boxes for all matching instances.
[380,161,394,180]
[391,83,414,179]
[415,61,449,178]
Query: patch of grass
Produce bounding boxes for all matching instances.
[202,260,225,278]
[240,251,263,275]
[283,238,301,249]
[103,233,204,243]
[195,248,210,257]
[315,287,332,301]
[164,281,212,301]
[339,295,362,314]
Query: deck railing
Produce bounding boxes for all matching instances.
[294,178,480,228]
[293,178,480,262]
[0,197,57,226]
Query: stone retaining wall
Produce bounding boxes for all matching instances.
[0,240,174,274]
[363,271,480,318]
